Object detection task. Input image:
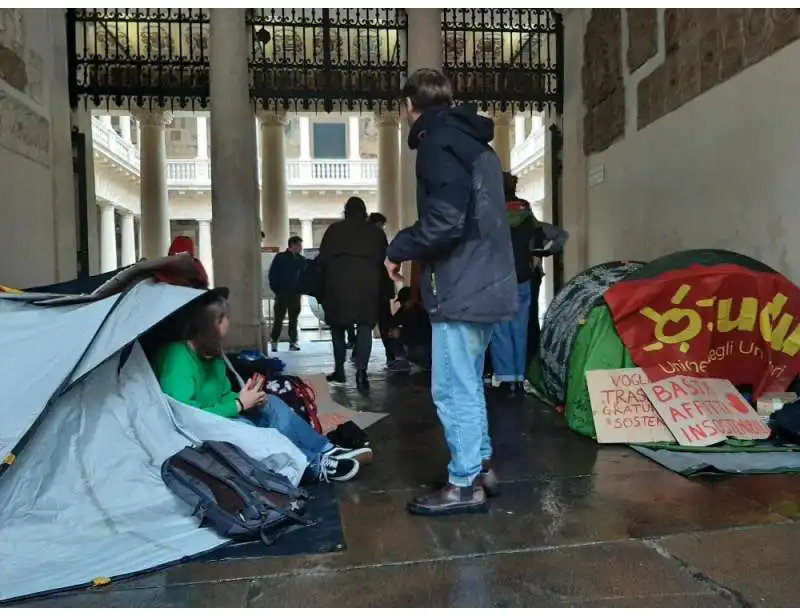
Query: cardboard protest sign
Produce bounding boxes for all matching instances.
[643,375,770,446]
[586,368,675,444]
[303,374,388,434]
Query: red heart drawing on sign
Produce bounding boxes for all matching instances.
[726,393,751,415]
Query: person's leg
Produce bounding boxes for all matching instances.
[287,293,302,347]
[513,282,532,383]
[489,320,515,384]
[270,295,288,346]
[328,325,347,381]
[345,325,355,349]
[354,323,373,371]
[408,321,492,515]
[377,301,395,362]
[258,395,363,481]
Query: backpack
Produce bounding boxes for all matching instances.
[265,375,323,434]
[161,441,315,545]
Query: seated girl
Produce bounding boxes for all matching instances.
[154,288,371,482]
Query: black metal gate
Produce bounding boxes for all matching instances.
[67,9,562,114]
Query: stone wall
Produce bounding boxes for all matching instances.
[582,9,800,150]
[581,9,625,156]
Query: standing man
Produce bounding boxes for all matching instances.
[268,235,306,352]
[385,68,518,516]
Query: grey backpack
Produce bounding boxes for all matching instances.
[162,440,315,545]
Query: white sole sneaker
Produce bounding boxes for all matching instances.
[330,446,373,465]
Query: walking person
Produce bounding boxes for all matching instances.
[268,236,306,352]
[384,68,517,516]
[319,197,387,391]
[367,212,397,368]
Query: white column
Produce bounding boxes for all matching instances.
[531,113,543,132]
[298,116,311,160]
[514,115,526,148]
[209,8,263,349]
[399,9,443,230]
[197,219,214,287]
[258,111,289,250]
[376,112,401,238]
[120,211,136,266]
[133,119,141,146]
[119,115,132,142]
[300,218,314,249]
[348,115,361,160]
[134,109,171,259]
[492,111,512,171]
[100,115,112,128]
[196,114,209,159]
[99,203,117,273]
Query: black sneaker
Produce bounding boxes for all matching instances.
[270,342,278,353]
[318,452,359,482]
[289,343,301,351]
[326,370,346,384]
[329,446,374,465]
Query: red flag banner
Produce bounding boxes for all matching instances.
[604,264,800,398]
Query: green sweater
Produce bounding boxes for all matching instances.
[154,341,240,418]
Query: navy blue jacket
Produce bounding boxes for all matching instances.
[387,105,518,323]
[268,250,306,296]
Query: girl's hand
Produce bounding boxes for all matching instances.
[239,381,266,410]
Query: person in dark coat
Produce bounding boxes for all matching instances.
[385,68,518,516]
[268,236,306,352]
[360,211,397,367]
[319,196,387,390]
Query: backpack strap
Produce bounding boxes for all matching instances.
[222,353,245,390]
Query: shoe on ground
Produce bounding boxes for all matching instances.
[289,343,301,351]
[407,481,488,516]
[329,445,374,465]
[326,370,346,384]
[356,369,370,392]
[270,342,278,353]
[386,359,411,373]
[318,451,360,482]
[431,460,501,498]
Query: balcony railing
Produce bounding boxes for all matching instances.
[91,118,140,173]
[510,126,546,175]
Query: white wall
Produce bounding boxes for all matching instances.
[586,34,800,281]
[0,9,75,288]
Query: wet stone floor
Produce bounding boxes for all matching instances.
[27,339,800,608]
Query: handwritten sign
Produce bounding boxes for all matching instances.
[643,375,770,446]
[585,368,675,444]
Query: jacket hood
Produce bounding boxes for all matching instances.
[168,235,196,257]
[408,104,495,150]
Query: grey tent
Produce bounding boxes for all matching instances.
[0,279,306,602]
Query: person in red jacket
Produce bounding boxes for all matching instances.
[153,235,210,289]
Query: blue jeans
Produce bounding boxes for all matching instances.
[431,321,494,487]
[238,394,332,471]
[489,282,531,382]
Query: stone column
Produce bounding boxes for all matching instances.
[376,112,401,237]
[348,115,361,160]
[120,211,136,266]
[209,8,263,350]
[514,115,526,148]
[300,218,314,249]
[135,109,172,259]
[119,115,132,142]
[399,9,443,230]
[258,110,289,250]
[99,203,118,273]
[197,219,214,286]
[298,116,311,160]
[100,115,113,128]
[492,111,512,171]
[196,114,209,159]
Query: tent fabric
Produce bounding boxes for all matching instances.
[620,248,776,281]
[564,305,637,439]
[0,281,307,602]
[631,445,800,476]
[538,260,644,404]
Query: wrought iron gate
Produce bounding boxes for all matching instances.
[67,9,562,114]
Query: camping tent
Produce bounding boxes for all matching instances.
[0,278,307,603]
[530,249,800,440]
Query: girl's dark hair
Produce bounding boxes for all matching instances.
[185,294,229,357]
